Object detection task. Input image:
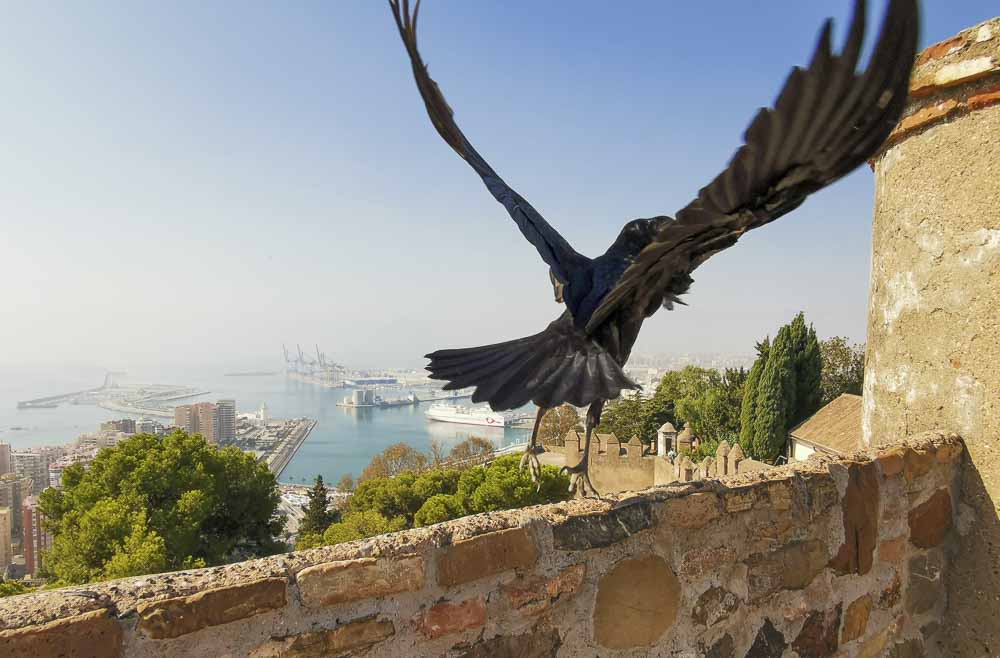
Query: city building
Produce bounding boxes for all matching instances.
[135,417,166,435]
[22,496,51,578]
[0,475,33,534]
[174,404,196,432]
[0,443,11,475]
[217,399,236,442]
[195,402,219,444]
[11,452,51,495]
[175,400,237,444]
[0,507,11,571]
[100,418,136,434]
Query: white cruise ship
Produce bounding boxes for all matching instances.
[425,402,510,427]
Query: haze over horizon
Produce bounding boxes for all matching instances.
[3,1,993,372]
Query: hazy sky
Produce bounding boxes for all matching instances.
[2,1,993,371]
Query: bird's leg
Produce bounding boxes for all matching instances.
[561,401,603,499]
[519,407,546,486]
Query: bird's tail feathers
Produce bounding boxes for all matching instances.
[426,321,637,411]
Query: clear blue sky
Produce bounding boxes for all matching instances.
[2,1,994,370]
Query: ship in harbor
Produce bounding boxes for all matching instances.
[425,402,511,428]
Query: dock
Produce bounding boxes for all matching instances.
[266,418,317,477]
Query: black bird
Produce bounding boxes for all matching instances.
[389,0,918,496]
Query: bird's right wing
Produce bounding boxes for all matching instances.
[584,0,918,333]
[389,0,587,284]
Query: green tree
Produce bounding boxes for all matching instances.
[39,430,283,585]
[0,580,35,598]
[320,456,570,547]
[740,339,770,452]
[414,494,464,527]
[675,367,747,441]
[538,405,583,446]
[322,510,407,545]
[300,476,339,536]
[820,336,865,404]
[789,313,823,426]
[751,326,796,461]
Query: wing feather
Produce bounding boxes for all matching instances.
[584,0,918,333]
[388,0,587,283]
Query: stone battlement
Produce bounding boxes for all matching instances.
[0,433,963,657]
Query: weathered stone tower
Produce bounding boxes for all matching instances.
[864,17,1000,657]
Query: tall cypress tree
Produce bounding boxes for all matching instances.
[300,475,336,536]
[739,338,769,453]
[794,325,823,425]
[751,326,795,461]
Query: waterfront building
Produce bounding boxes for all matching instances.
[175,400,236,444]
[217,400,236,442]
[135,417,166,435]
[12,452,51,495]
[0,507,11,570]
[100,418,136,434]
[22,496,51,578]
[0,443,10,475]
[0,475,33,534]
[195,402,219,444]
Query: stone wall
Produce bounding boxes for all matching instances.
[559,434,771,495]
[0,434,962,658]
[865,17,1000,657]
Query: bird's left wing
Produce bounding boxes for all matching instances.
[584,0,918,333]
[389,0,586,284]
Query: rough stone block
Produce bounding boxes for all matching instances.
[681,544,738,579]
[908,489,954,548]
[854,623,893,658]
[437,527,537,586]
[897,100,960,134]
[829,462,879,576]
[418,598,486,639]
[593,555,679,649]
[746,619,786,658]
[250,617,395,658]
[878,571,902,609]
[746,539,828,600]
[907,550,945,615]
[503,563,585,616]
[136,577,287,640]
[552,502,651,551]
[297,555,424,608]
[842,594,873,644]
[792,604,841,658]
[878,535,907,564]
[0,609,122,658]
[662,492,721,529]
[934,441,964,463]
[723,488,756,513]
[456,627,562,658]
[706,633,735,658]
[691,586,740,627]
[903,449,935,482]
[877,449,905,477]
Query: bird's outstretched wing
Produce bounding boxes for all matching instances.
[584,0,918,333]
[389,0,586,283]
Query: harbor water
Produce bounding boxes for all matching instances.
[0,365,530,484]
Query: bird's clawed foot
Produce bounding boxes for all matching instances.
[519,445,543,488]
[560,461,600,499]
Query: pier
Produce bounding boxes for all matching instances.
[266,418,316,478]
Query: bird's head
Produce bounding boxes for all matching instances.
[611,217,671,254]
